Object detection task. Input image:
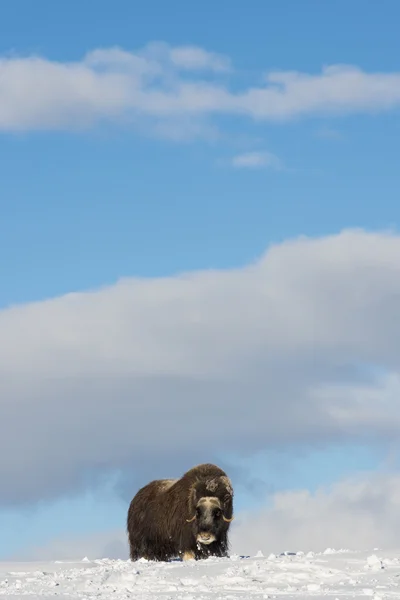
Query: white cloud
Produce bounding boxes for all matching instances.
[20,471,400,560]
[231,151,283,169]
[2,229,400,505]
[168,45,231,72]
[231,472,400,555]
[1,44,400,133]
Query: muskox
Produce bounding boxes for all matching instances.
[126,463,234,562]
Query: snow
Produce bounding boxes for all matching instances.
[1,548,400,599]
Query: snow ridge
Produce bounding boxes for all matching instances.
[1,548,399,599]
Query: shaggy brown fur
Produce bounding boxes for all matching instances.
[127,463,234,562]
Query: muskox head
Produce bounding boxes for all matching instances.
[186,475,234,546]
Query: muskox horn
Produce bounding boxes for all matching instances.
[186,515,196,522]
[222,515,234,522]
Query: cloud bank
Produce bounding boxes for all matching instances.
[1,42,400,133]
[20,471,400,560]
[232,472,400,555]
[2,229,400,506]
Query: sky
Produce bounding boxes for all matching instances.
[1,0,400,559]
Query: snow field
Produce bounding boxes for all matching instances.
[1,548,400,599]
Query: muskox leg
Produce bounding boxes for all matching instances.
[129,545,142,562]
[182,550,195,561]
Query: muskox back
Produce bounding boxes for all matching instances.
[127,463,234,562]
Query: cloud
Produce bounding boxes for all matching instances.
[19,471,400,560]
[231,472,400,555]
[231,151,283,169]
[1,43,400,133]
[168,45,231,72]
[2,229,400,506]
[17,529,129,561]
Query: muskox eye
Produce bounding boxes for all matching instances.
[214,509,222,518]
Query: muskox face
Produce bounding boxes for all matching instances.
[191,496,228,545]
[187,477,234,546]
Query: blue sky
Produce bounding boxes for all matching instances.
[1,0,400,559]
[2,0,400,307]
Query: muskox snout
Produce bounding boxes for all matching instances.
[196,531,216,545]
